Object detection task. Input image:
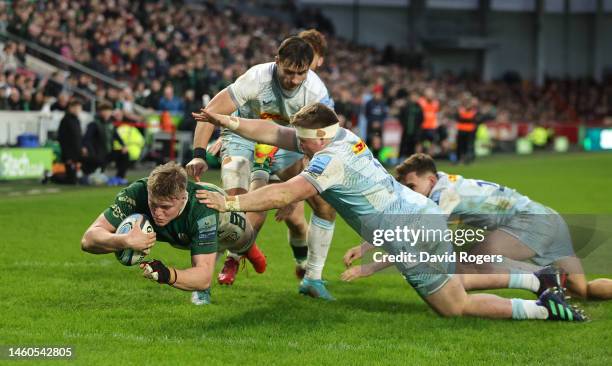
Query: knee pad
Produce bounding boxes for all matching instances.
[221,156,251,191]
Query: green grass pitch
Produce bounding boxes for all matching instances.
[1,153,612,365]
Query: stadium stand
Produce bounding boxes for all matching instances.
[1,0,611,162]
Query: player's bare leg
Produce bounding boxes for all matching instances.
[459,230,561,294]
[554,256,612,299]
[424,275,584,321]
[468,229,612,299]
[586,278,612,299]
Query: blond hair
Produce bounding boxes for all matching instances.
[148,162,188,199]
[291,103,339,129]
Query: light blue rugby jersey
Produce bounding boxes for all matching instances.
[299,128,441,234]
[429,172,532,226]
[228,62,333,124]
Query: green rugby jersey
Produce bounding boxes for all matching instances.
[104,178,219,255]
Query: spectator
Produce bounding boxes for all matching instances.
[82,102,130,185]
[180,89,202,134]
[117,87,141,122]
[454,94,480,164]
[44,72,65,98]
[417,87,440,155]
[30,90,46,111]
[54,99,83,185]
[2,0,609,130]
[158,84,184,113]
[397,89,423,160]
[143,79,163,110]
[364,84,388,158]
[0,42,19,72]
[7,87,23,110]
[20,89,33,111]
[51,92,70,111]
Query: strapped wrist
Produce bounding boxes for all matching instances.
[227,116,240,131]
[193,147,207,159]
[225,196,241,211]
[168,267,177,286]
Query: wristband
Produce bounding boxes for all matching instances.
[169,267,177,286]
[225,196,241,211]
[193,147,207,159]
[227,116,240,131]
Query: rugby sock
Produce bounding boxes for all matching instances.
[226,251,242,261]
[250,170,270,189]
[511,299,548,320]
[288,234,308,264]
[305,215,335,280]
[509,271,540,293]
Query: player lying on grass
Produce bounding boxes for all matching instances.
[81,162,266,305]
[387,153,611,300]
[186,36,337,297]
[193,102,585,321]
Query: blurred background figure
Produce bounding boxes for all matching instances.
[365,84,388,159]
[53,99,83,185]
[417,87,440,156]
[454,94,480,164]
[397,88,423,160]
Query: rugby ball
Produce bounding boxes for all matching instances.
[114,213,154,266]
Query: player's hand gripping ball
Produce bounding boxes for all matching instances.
[114,213,154,266]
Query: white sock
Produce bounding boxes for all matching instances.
[250,170,270,189]
[511,299,549,320]
[509,271,540,293]
[305,215,335,280]
[227,251,242,260]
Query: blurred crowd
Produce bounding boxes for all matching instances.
[1,0,612,146]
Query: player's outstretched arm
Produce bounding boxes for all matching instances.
[187,88,237,179]
[192,109,298,152]
[196,175,317,212]
[81,214,156,254]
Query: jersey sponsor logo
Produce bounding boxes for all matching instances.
[197,215,217,244]
[111,204,126,220]
[198,230,216,243]
[117,194,136,207]
[353,140,366,155]
[306,155,332,176]
[197,215,216,230]
[260,112,287,123]
[448,174,458,182]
